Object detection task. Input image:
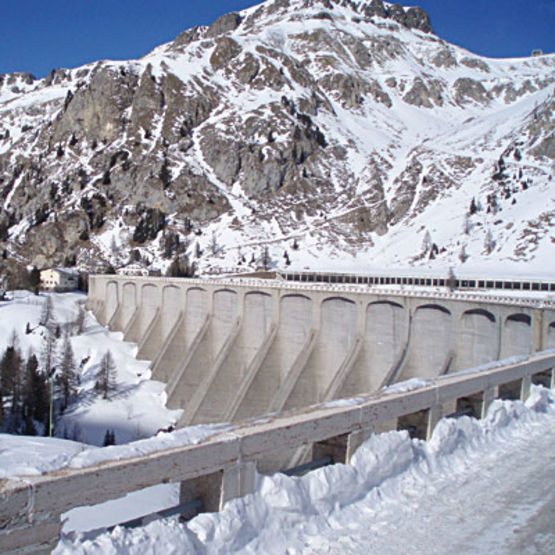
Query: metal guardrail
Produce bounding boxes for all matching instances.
[1,352,554,552]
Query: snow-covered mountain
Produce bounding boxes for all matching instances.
[0,0,553,276]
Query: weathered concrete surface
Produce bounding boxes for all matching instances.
[87,276,555,426]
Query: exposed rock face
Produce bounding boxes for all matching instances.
[51,65,137,144]
[210,37,242,70]
[404,6,433,33]
[403,77,444,108]
[432,48,458,68]
[206,12,243,38]
[0,0,553,274]
[454,77,489,105]
[389,158,423,225]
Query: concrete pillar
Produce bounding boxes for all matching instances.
[532,309,543,352]
[481,386,499,419]
[220,461,257,508]
[345,427,373,464]
[179,461,257,514]
[520,375,532,402]
[426,399,458,440]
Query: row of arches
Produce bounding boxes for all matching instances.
[96,280,553,426]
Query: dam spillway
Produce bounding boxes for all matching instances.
[86,275,555,427]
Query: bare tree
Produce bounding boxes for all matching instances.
[484,229,496,254]
[459,245,469,263]
[40,296,53,327]
[421,230,432,255]
[73,304,86,335]
[462,214,471,235]
[58,334,78,407]
[95,351,117,400]
[41,327,56,376]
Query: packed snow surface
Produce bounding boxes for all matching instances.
[36,384,554,553]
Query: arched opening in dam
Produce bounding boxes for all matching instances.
[86,276,553,428]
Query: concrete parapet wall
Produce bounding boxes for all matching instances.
[87,276,555,426]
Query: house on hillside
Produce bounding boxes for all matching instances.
[40,268,79,291]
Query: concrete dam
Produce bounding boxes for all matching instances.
[87,275,555,427]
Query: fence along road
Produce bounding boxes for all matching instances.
[1,351,554,553]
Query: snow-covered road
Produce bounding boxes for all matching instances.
[303,402,555,554]
[54,386,555,554]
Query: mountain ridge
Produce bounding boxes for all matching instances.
[0,0,553,279]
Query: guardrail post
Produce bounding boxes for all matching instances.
[179,461,257,514]
[520,375,532,402]
[345,427,374,464]
[426,399,457,440]
[220,461,257,508]
[426,405,442,441]
[179,470,224,513]
[481,386,499,418]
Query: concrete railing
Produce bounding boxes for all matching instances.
[1,352,554,552]
[89,274,555,309]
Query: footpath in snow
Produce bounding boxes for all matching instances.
[53,385,555,554]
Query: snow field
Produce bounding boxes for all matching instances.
[0,291,179,445]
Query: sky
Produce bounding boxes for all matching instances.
[1,0,553,78]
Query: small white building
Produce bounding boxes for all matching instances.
[40,268,79,291]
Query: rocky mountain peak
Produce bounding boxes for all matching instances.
[0,0,553,279]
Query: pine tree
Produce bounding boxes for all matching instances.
[0,340,23,415]
[103,428,116,446]
[261,246,271,271]
[95,351,117,400]
[22,412,37,436]
[447,267,457,292]
[209,232,219,256]
[459,245,469,263]
[463,214,471,235]
[24,353,48,426]
[29,266,41,293]
[59,334,78,408]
